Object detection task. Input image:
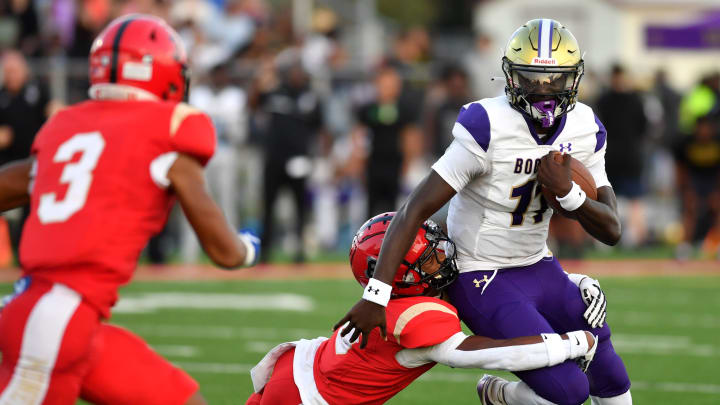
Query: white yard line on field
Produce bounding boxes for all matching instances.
[113,292,314,313]
[128,323,719,358]
[613,311,720,329]
[612,333,718,357]
[152,344,200,358]
[175,360,720,395]
[121,324,328,340]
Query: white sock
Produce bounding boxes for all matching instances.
[503,381,555,405]
[590,390,632,405]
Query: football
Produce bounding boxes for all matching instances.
[541,152,597,218]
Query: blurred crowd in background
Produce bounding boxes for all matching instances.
[0,0,719,265]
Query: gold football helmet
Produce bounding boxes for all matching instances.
[502,18,584,128]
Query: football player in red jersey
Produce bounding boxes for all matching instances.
[0,14,260,405]
[246,212,597,405]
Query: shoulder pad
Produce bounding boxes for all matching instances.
[453,101,491,154]
[389,298,460,348]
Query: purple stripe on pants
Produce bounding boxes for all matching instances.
[448,256,630,405]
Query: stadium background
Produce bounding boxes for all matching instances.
[0,0,719,403]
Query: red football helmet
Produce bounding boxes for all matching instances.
[89,14,189,102]
[350,212,458,297]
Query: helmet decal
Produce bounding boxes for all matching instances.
[109,17,135,83]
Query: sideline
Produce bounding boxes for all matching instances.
[1,260,717,283]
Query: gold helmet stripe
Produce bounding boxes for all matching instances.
[538,18,554,59]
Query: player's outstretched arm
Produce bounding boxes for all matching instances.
[402,330,597,372]
[0,158,32,212]
[333,170,456,348]
[538,152,621,245]
[168,153,258,269]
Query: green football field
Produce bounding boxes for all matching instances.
[4,275,718,404]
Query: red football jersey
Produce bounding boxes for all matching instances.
[20,100,215,317]
[314,296,462,405]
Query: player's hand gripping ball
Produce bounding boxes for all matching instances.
[538,152,597,218]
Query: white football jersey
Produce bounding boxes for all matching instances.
[432,96,610,272]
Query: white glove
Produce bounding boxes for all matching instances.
[576,333,598,373]
[567,273,606,329]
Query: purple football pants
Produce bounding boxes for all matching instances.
[448,256,630,405]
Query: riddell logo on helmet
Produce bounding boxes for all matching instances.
[531,57,558,65]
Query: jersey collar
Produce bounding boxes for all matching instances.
[521,112,567,146]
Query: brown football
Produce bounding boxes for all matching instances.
[541,152,597,219]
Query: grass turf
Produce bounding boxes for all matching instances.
[2,275,718,404]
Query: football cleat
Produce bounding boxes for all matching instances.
[477,374,508,405]
[349,212,458,297]
[502,18,584,128]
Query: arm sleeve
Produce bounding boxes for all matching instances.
[399,332,580,371]
[431,140,488,192]
[169,103,216,166]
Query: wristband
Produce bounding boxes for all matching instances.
[555,181,586,211]
[238,234,256,267]
[565,330,590,358]
[541,333,566,366]
[362,278,392,307]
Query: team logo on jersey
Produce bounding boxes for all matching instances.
[558,143,572,153]
[473,276,491,288]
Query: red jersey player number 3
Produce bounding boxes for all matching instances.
[0,13,260,405]
[37,131,105,224]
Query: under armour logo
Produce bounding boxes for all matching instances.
[367,286,380,295]
[559,143,572,153]
[473,276,490,288]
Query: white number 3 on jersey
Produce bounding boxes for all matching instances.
[37,132,105,224]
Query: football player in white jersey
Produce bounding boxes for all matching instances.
[335,19,632,405]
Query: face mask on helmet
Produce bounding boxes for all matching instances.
[504,61,584,128]
[503,58,584,128]
[393,220,458,296]
[350,213,459,297]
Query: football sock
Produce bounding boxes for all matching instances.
[590,390,632,405]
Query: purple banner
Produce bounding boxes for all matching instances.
[646,11,720,49]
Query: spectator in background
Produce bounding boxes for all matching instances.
[0,50,61,257]
[355,64,419,218]
[301,8,344,78]
[679,73,720,135]
[652,69,682,147]
[180,61,248,263]
[0,51,57,165]
[462,32,503,99]
[596,64,648,247]
[252,50,321,263]
[423,64,471,159]
[673,115,720,259]
[0,0,40,55]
